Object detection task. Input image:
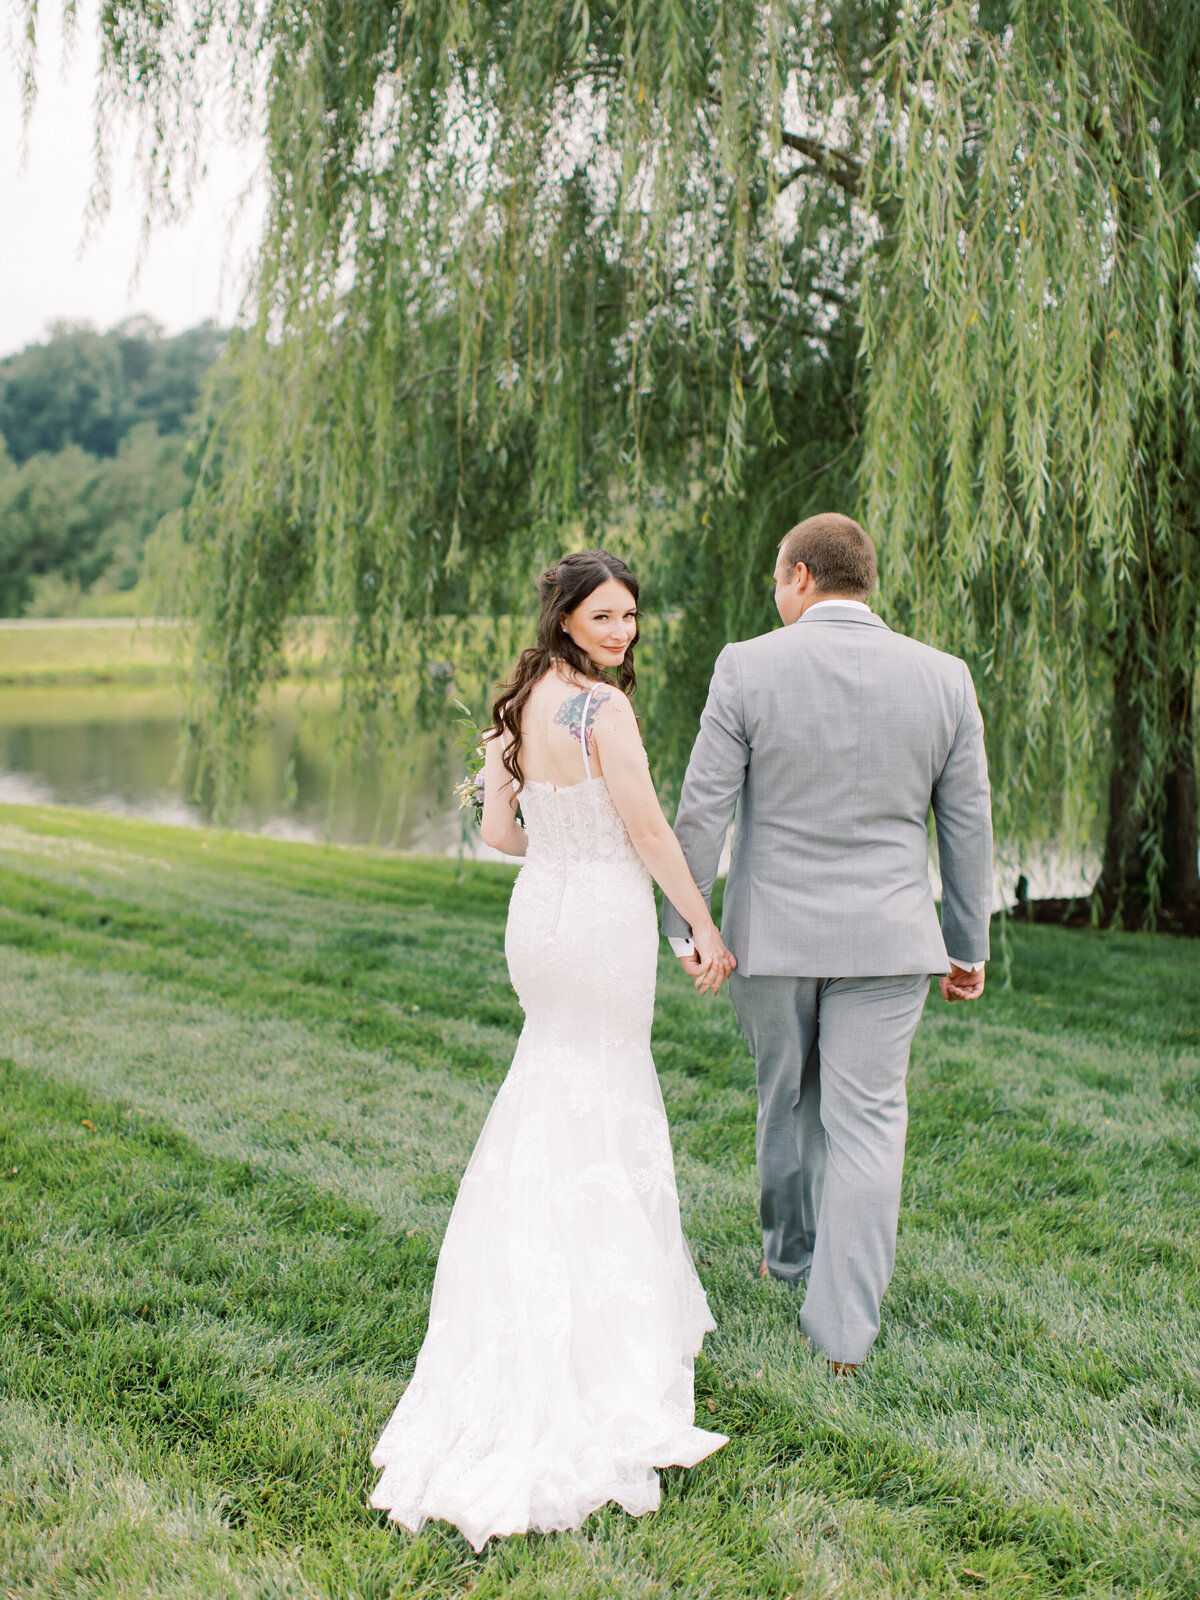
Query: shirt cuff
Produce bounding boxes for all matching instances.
[668,936,694,958]
[947,957,985,972]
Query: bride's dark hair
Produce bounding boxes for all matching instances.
[490,550,639,791]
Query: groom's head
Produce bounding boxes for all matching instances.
[774,513,876,625]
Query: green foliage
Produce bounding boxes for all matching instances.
[125,0,868,807]
[0,424,191,615]
[1,805,1198,1596]
[859,1,1200,922]
[0,321,226,616]
[0,318,226,464]
[23,1,1198,917]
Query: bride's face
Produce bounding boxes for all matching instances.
[561,579,639,668]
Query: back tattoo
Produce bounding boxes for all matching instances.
[553,688,612,754]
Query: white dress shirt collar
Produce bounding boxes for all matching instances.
[798,598,873,619]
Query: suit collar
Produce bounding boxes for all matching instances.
[795,602,890,630]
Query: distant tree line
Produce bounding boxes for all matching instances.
[0,319,224,615]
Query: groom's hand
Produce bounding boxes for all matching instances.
[940,964,985,1002]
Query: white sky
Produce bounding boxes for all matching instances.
[0,2,265,358]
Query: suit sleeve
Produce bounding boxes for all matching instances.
[931,661,994,965]
[661,645,750,941]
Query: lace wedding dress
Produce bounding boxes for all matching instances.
[369,692,726,1550]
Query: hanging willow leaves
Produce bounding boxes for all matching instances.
[21,0,1199,927]
[860,3,1200,929]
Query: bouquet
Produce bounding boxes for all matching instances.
[453,706,487,827]
[452,702,522,829]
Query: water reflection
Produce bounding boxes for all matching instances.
[0,685,493,857]
[0,683,1100,898]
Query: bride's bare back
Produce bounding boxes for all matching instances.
[479,657,733,995]
[516,670,612,788]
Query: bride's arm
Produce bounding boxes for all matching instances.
[594,696,733,980]
[480,732,528,857]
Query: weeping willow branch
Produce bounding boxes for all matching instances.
[779,129,862,196]
[21,0,1199,926]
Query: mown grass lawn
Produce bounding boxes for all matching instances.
[0,620,339,687]
[0,803,1197,1600]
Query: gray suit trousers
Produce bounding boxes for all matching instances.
[728,970,930,1366]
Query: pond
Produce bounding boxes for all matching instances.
[0,669,1096,905]
[0,682,504,859]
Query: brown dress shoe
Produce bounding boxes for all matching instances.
[830,1360,859,1378]
[758,1259,770,1280]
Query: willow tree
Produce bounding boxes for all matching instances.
[24,0,1198,927]
[859,4,1200,932]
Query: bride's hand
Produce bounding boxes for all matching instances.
[691,923,736,996]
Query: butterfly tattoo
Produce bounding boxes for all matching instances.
[553,688,612,754]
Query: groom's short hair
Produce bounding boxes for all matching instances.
[780,514,876,599]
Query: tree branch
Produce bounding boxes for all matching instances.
[780,129,862,198]
[700,84,863,200]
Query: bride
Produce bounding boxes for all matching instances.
[368,550,733,1550]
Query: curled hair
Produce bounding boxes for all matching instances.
[491,550,639,791]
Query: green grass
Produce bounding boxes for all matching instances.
[0,620,338,686]
[0,620,183,685]
[1,803,1197,1599]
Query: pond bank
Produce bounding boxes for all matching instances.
[0,621,491,853]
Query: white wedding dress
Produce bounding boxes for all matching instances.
[369,693,726,1549]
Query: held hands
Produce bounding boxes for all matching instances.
[679,943,981,1002]
[680,924,737,996]
[940,963,985,1002]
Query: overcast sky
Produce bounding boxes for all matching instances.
[0,2,265,357]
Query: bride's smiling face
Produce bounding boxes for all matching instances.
[561,579,639,668]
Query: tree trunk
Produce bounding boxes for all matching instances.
[1017,33,1200,938]
[1097,646,1200,932]
[1016,566,1200,936]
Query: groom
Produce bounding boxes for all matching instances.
[663,513,992,1373]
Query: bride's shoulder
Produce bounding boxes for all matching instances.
[542,675,631,716]
[591,679,633,709]
[588,686,644,756]
[542,677,639,750]
[586,681,637,726]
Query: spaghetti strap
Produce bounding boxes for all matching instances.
[578,685,597,781]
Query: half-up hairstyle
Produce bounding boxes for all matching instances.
[490,550,639,791]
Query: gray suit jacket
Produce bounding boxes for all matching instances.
[662,604,993,977]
